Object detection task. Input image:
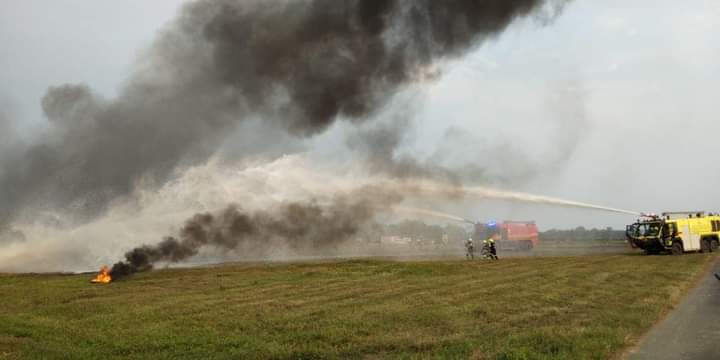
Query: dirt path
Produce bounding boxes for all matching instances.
[626,256,720,360]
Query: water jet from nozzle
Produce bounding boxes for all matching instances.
[393,206,474,224]
[398,181,641,216]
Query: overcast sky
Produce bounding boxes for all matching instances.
[1,0,719,229]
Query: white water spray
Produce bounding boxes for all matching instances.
[394,180,640,216]
[456,186,639,215]
[0,155,639,272]
[392,206,473,224]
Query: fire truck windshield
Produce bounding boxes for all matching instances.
[628,222,662,238]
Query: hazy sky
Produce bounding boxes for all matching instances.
[1,0,719,229]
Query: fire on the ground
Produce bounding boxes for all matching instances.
[90,266,112,284]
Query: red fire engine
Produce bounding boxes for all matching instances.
[473,221,539,250]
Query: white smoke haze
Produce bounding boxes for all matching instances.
[0,0,575,231]
[0,156,353,272]
[1,81,620,273]
[3,0,719,273]
[0,154,638,273]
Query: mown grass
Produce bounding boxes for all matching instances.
[0,254,714,359]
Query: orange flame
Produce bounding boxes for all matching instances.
[90,266,112,284]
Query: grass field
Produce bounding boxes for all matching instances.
[0,254,715,359]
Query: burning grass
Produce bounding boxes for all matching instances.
[89,266,111,284]
[0,254,715,359]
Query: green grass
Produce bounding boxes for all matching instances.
[0,254,714,359]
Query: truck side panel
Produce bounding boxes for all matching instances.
[673,217,719,251]
[678,222,700,251]
[689,221,704,250]
[501,222,539,249]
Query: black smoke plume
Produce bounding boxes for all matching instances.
[0,0,566,232]
[110,198,378,279]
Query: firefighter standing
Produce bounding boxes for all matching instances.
[485,234,498,260]
[465,237,475,260]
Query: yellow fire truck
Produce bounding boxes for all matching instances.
[626,211,720,255]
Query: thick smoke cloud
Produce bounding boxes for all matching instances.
[425,77,590,186]
[0,104,23,239]
[0,0,564,230]
[347,114,458,181]
[110,196,383,279]
[0,107,15,173]
[347,75,588,186]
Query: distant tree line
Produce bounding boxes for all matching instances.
[373,221,626,243]
[362,220,468,245]
[539,227,625,241]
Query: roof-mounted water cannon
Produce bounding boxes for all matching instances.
[638,213,664,222]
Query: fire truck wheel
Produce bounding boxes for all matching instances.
[711,239,719,252]
[671,241,684,256]
[701,239,711,253]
